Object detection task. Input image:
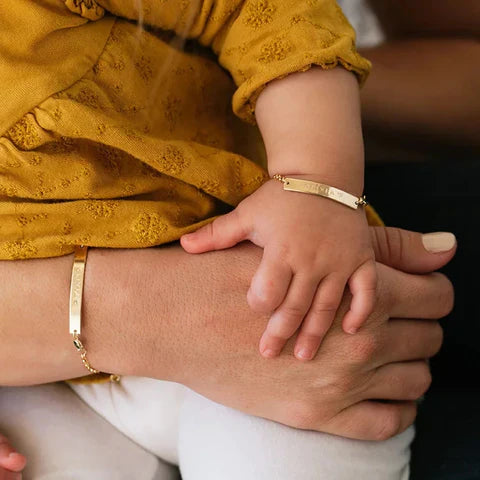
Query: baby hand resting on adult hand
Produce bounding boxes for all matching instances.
[181,174,375,361]
[182,66,374,360]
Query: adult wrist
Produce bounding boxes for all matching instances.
[82,247,187,382]
[81,248,145,378]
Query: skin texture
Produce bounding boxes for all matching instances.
[182,67,376,361]
[0,227,455,478]
[0,227,454,428]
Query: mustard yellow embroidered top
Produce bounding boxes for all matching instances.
[0,0,373,261]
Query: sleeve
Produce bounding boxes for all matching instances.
[96,0,372,124]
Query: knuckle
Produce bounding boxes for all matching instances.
[299,330,324,343]
[429,323,444,357]
[398,364,432,401]
[267,313,301,339]
[373,410,402,441]
[311,301,339,317]
[372,227,404,266]
[413,364,433,398]
[432,273,455,317]
[269,322,297,340]
[350,333,379,364]
[247,287,278,313]
[282,302,308,320]
[287,401,318,430]
[205,221,215,239]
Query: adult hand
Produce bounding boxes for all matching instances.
[0,435,26,480]
[100,227,454,441]
[0,226,455,441]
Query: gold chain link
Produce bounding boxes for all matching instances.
[72,331,100,375]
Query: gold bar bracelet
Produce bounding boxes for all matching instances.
[273,175,367,210]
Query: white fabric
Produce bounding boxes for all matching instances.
[337,0,386,47]
[0,383,178,480]
[0,4,404,479]
[70,376,414,480]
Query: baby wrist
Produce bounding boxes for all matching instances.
[271,174,367,211]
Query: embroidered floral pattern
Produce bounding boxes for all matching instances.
[0,0,371,261]
[243,0,276,29]
[162,95,182,132]
[135,56,154,82]
[5,115,41,150]
[67,87,101,109]
[16,213,48,228]
[2,240,38,260]
[154,144,189,175]
[132,213,168,244]
[83,201,120,219]
[258,37,293,63]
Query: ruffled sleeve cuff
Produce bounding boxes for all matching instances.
[214,1,372,124]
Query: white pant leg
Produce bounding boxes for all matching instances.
[70,377,188,466]
[70,377,413,479]
[0,383,178,480]
[178,391,414,480]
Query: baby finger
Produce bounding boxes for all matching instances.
[294,275,345,360]
[259,273,318,358]
[343,260,378,334]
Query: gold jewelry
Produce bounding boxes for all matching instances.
[69,245,120,382]
[272,175,368,210]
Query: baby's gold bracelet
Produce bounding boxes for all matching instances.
[69,245,120,382]
[272,175,367,210]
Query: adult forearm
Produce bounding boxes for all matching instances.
[0,247,181,385]
[360,38,480,147]
[369,0,480,38]
[0,253,83,385]
[0,244,261,386]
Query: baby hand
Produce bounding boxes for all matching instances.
[0,435,26,480]
[181,178,376,360]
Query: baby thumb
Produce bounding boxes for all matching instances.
[181,210,248,254]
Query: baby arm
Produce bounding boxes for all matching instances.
[182,67,376,360]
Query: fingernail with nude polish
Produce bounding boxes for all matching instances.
[422,232,456,253]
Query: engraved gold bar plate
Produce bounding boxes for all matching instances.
[281,177,364,210]
[69,245,88,335]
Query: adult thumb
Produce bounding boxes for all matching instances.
[370,227,457,274]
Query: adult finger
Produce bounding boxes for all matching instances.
[375,319,443,367]
[320,400,417,441]
[377,263,454,319]
[370,227,456,273]
[365,361,432,402]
